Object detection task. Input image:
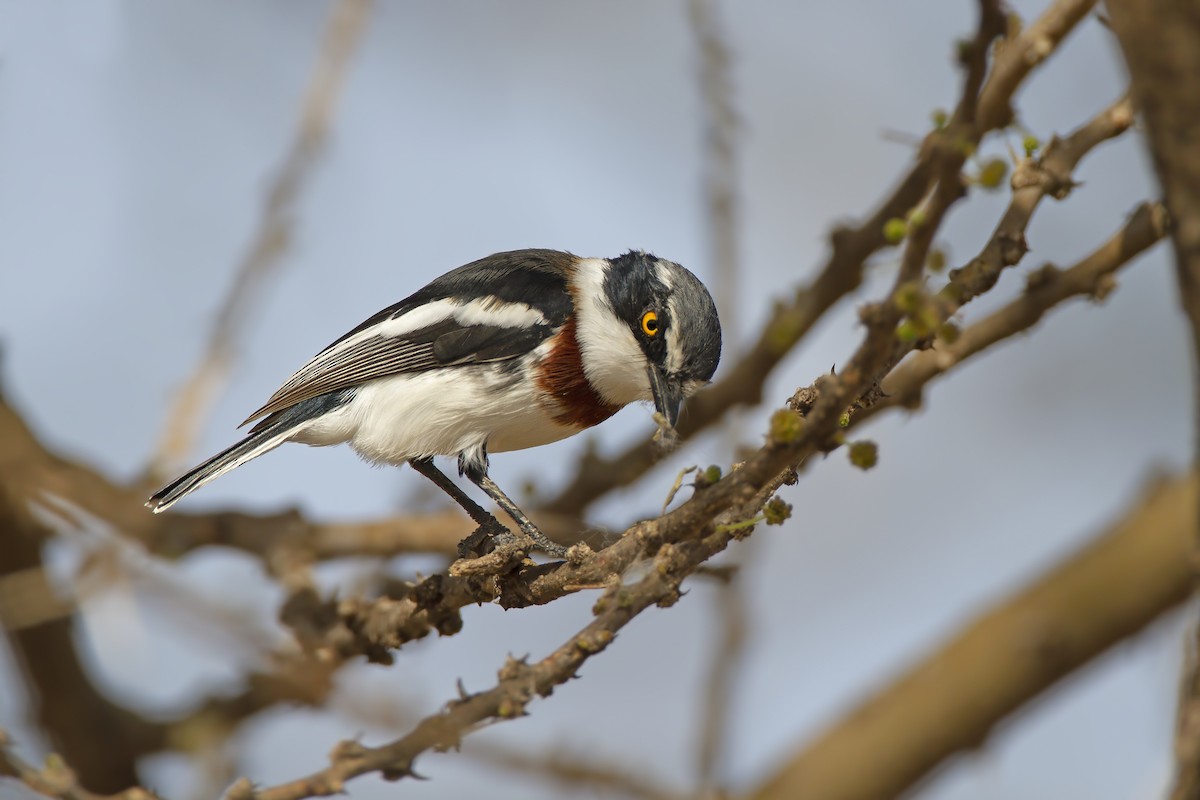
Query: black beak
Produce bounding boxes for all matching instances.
[647,366,684,429]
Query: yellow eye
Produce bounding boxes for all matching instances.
[640,311,659,336]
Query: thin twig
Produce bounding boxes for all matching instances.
[470,743,686,800]
[872,201,1169,419]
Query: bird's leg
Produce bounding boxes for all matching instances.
[408,457,517,557]
[458,445,569,559]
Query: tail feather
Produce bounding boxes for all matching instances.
[146,422,296,513]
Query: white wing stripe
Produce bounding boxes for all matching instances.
[323,297,545,357]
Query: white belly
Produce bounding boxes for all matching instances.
[289,363,583,465]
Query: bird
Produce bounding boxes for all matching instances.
[146,249,722,557]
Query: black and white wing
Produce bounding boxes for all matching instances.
[240,249,576,432]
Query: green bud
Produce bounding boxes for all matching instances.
[702,464,723,484]
[896,321,920,342]
[848,440,878,470]
[764,496,793,526]
[927,248,947,272]
[838,411,851,428]
[937,321,961,344]
[931,108,949,130]
[1023,135,1040,158]
[893,281,924,314]
[769,408,805,443]
[497,699,525,718]
[916,305,942,335]
[883,218,908,244]
[977,158,1008,190]
[955,38,972,64]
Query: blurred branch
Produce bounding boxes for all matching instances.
[745,472,1198,800]
[541,0,1095,517]
[0,728,156,800]
[688,2,749,794]
[1107,3,1200,796]
[1,388,567,567]
[0,485,166,792]
[470,744,686,800]
[148,0,372,480]
[694,556,750,797]
[689,0,740,348]
[976,0,1098,131]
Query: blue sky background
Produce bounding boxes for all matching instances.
[0,2,1191,799]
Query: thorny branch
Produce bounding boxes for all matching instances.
[541,0,1098,517]
[828,92,1137,415]
[873,201,1169,421]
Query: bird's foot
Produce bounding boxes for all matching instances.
[519,525,568,559]
[456,517,511,559]
[455,517,567,560]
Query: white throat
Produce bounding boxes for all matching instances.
[571,259,652,407]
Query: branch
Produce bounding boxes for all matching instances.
[872,200,1169,419]
[238,521,744,800]
[3,388,581,567]
[1107,3,1200,795]
[542,0,1092,516]
[941,93,1133,309]
[0,488,166,792]
[0,729,157,800]
[746,472,1198,800]
[469,743,686,800]
[976,0,1098,131]
[148,0,372,479]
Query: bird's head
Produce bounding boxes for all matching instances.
[572,251,722,429]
